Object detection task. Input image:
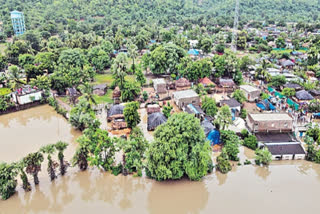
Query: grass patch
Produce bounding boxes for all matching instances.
[0,43,6,55]
[0,88,11,96]
[93,89,113,104]
[94,73,136,85]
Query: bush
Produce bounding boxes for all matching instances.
[232,89,247,104]
[240,129,249,139]
[244,135,258,150]
[240,108,247,119]
[244,159,252,165]
[255,148,272,165]
[216,148,232,174]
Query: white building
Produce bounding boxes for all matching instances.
[239,85,261,102]
[11,86,43,105]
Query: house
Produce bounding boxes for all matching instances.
[220,98,241,120]
[295,90,314,101]
[107,104,124,122]
[111,115,127,130]
[93,84,107,96]
[175,78,191,91]
[173,89,200,109]
[309,90,320,99]
[189,40,199,48]
[184,103,205,120]
[218,78,235,92]
[112,87,121,104]
[147,104,161,114]
[281,83,303,91]
[239,85,261,102]
[281,60,295,69]
[201,120,215,136]
[153,78,167,94]
[11,85,42,105]
[264,143,306,160]
[147,112,167,131]
[199,77,215,87]
[247,113,293,133]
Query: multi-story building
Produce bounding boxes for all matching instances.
[10,11,26,36]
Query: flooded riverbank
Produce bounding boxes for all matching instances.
[1,105,320,214]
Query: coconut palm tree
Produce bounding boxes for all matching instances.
[0,162,18,200]
[79,83,96,106]
[55,141,69,176]
[40,144,57,181]
[128,42,138,73]
[112,53,128,89]
[7,65,25,90]
[23,152,44,185]
[16,160,31,192]
[72,136,90,171]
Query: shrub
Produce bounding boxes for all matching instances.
[244,135,258,150]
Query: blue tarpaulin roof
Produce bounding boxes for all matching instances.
[188,49,199,55]
[207,129,220,145]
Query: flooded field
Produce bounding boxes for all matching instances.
[1,105,320,214]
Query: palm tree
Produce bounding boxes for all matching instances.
[255,60,272,83]
[40,144,57,181]
[112,53,128,89]
[7,65,25,90]
[72,136,90,171]
[23,152,44,185]
[55,141,69,176]
[128,42,138,73]
[215,105,233,130]
[16,160,31,192]
[79,83,96,106]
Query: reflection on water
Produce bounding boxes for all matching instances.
[1,106,320,213]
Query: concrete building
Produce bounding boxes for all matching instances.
[173,89,200,109]
[247,113,293,133]
[11,86,42,105]
[239,85,261,102]
[264,143,306,160]
[10,11,26,36]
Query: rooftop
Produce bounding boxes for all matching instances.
[240,85,260,93]
[153,78,166,85]
[249,113,292,121]
[220,98,241,108]
[265,143,305,155]
[256,133,296,143]
[173,89,198,100]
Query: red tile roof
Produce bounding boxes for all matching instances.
[199,77,214,85]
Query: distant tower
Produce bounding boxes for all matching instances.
[10,11,26,36]
[231,0,240,52]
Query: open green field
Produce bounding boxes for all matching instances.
[93,90,113,104]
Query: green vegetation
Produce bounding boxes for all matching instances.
[216,148,232,174]
[255,148,272,165]
[124,102,141,128]
[232,89,247,104]
[243,135,258,150]
[146,113,213,181]
[201,96,218,117]
[0,163,18,200]
[0,88,11,96]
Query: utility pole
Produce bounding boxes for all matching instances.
[231,0,239,52]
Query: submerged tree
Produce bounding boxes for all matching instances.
[216,148,232,174]
[55,141,69,176]
[40,144,57,181]
[124,101,141,128]
[16,160,31,192]
[0,162,18,200]
[146,113,212,181]
[255,148,272,165]
[23,152,44,185]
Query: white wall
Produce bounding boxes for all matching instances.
[17,91,42,105]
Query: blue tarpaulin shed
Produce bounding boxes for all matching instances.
[188,49,199,56]
[207,129,220,145]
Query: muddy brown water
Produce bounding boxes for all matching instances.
[1,105,320,214]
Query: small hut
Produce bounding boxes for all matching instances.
[198,77,215,87]
[147,112,167,131]
[201,120,215,137]
[147,104,161,114]
[111,115,127,130]
[281,83,302,91]
[112,86,121,104]
[66,87,80,104]
[175,78,191,91]
[107,104,124,122]
[93,84,107,96]
[295,90,314,101]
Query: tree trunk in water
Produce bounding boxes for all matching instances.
[122,154,128,176]
[33,173,39,185]
[60,158,66,176]
[21,172,31,191]
[49,165,56,181]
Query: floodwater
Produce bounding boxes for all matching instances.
[1,106,320,214]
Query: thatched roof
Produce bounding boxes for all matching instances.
[112,86,121,98]
[175,78,191,88]
[220,98,241,108]
[282,60,295,67]
[147,112,167,131]
[219,78,235,87]
[201,120,215,136]
[283,83,302,90]
[108,104,124,118]
[295,90,314,100]
[309,89,320,96]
